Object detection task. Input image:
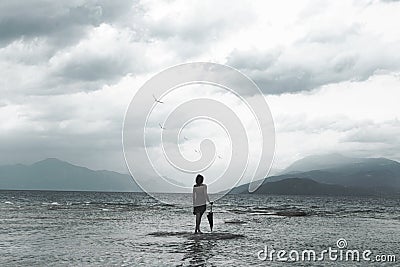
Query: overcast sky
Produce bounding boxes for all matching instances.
[1,0,400,181]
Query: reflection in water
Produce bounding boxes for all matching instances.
[180,239,216,267]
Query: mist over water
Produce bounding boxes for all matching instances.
[1,191,399,266]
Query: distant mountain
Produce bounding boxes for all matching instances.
[231,178,380,196]
[277,154,400,189]
[0,158,142,192]
[282,153,363,174]
[229,154,400,196]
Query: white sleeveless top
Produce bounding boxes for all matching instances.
[192,184,210,207]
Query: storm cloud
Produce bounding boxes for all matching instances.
[0,0,400,174]
[0,1,136,46]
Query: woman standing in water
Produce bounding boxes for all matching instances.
[192,174,212,234]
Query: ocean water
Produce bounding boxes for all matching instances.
[0,191,399,266]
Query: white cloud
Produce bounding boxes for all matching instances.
[0,0,399,185]
[268,73,400,168]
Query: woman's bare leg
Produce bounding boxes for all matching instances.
[195,213,201,233]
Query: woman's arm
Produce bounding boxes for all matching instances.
[192,187,196,214]
[204,184,210,203]
[192,186,196,206]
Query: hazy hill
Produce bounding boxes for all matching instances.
[282,153,364,174]
[276,154,400,189]
[0,158,141,192]
[239,178,379,196]
[229,154,400,195]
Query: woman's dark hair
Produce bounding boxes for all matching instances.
[195,174,204,185]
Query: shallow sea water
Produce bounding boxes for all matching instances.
[0,191,399,266]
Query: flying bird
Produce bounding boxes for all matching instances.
[194,149,200,154]
[218,155,223,159]
[159,123,166,130]
[183,136,189,141]
[153,94,164,104]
